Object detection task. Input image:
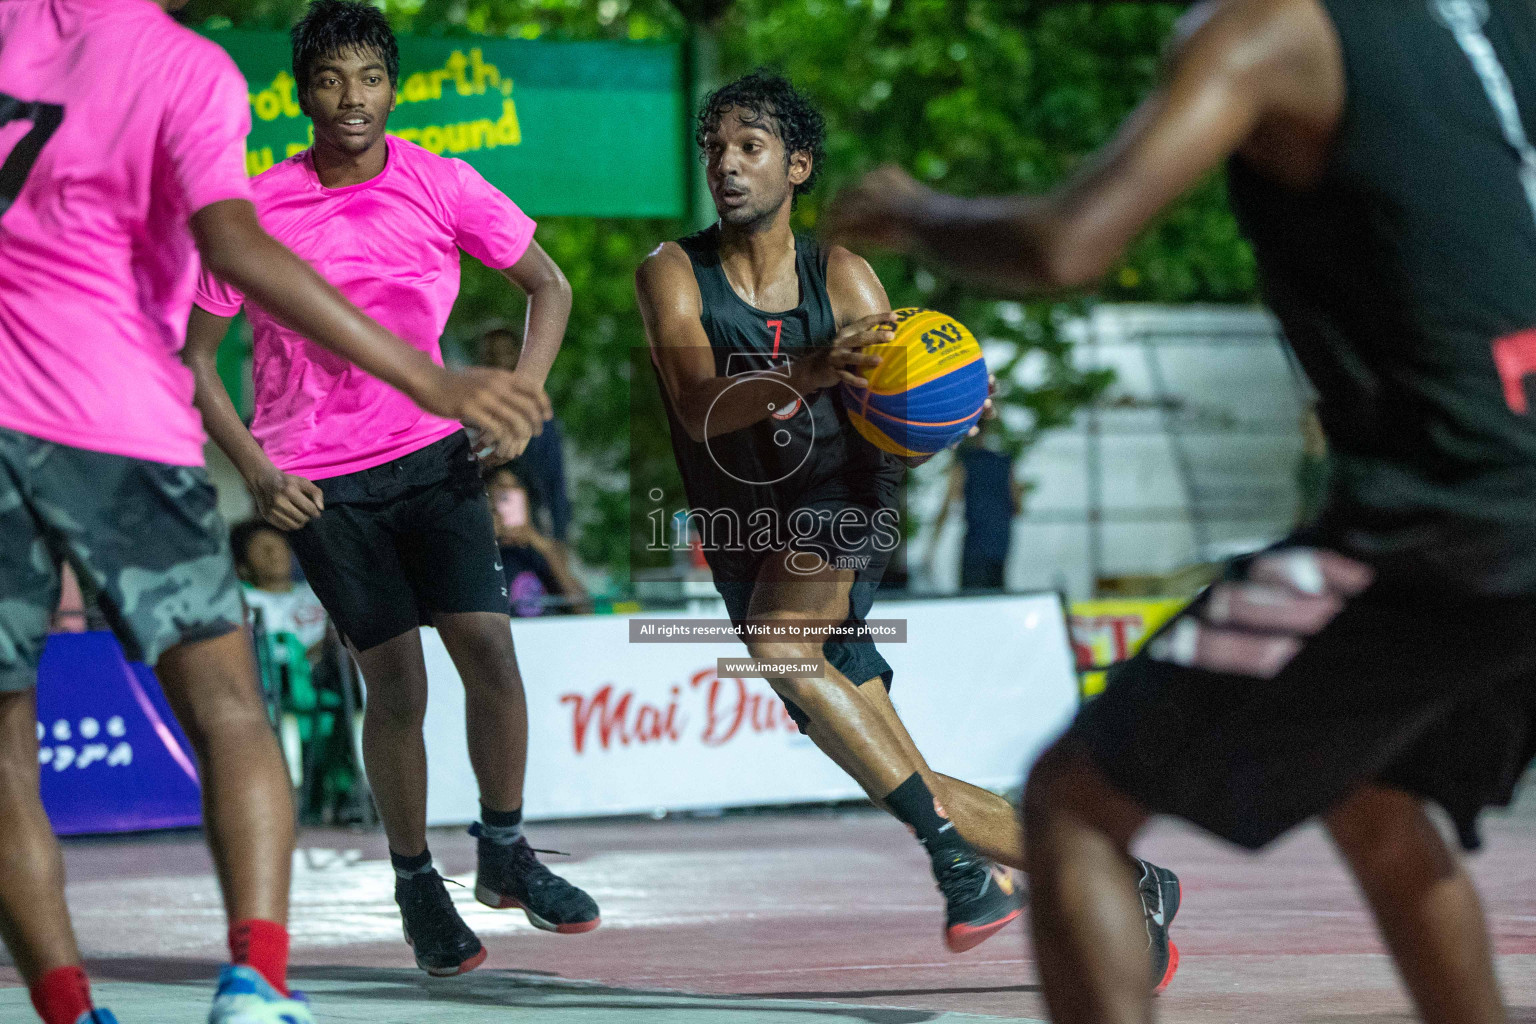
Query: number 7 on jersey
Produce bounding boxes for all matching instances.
[0,92,65,217]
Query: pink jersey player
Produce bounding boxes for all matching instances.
[0,0,251,466]
[0,4,547,1022]
[183,2,583,977]
[195,135,537,479]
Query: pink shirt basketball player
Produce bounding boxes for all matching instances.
[195,136,537,479]
[0,0,252,466]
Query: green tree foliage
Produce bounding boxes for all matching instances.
[183,0,1257,579]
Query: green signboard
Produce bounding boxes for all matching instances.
[204,30,687,219]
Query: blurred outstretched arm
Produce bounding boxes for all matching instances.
[824,0,1342,294]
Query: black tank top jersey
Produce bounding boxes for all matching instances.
[1227,0,1536,593]
[658,224,903,568]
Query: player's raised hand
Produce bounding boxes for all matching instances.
[249,466,325,531]
[795,312,895,391]
[422,366,550,454]
[823,166,937,253]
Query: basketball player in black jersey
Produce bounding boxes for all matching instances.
[831,0,1536,1020]
[637,72,1180,974]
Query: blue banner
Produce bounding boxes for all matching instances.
[37,633,202,835]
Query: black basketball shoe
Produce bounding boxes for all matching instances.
[1136,858,1182,993]
[473,827,601,934]
[395,870,486,977]
[935,850,1024,952]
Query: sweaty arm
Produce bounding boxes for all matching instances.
[825,0,1342,293]
[637,242,890,442]
[191,199,550,442]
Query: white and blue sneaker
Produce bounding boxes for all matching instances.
[208,965,315,1024]
[77,1012,121,1024]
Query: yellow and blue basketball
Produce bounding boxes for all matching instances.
[841,308,988,457]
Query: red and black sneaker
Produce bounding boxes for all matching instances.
[395,870,487,977]
[936,853,1024,952]
[473,828,601,935]
[1136,858,1182,994]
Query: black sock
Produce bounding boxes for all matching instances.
[390,848,434,880]
[884,773,963,855]
[481,804,523,829]
[479,803,525,846]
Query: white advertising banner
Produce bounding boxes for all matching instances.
[418,593,1079,825]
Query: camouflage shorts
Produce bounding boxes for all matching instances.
[0,427,244,690]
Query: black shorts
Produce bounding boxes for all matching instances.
[288,432,508,652]
[0,427,243,688]
[709,482,897,732]
[1068,543,1536,851]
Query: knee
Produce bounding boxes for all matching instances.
[153,633,270,749]
[1327,786,1455,885]
[0,693,38,770]
[1023,740,1146,857]
[746,637,825,705]
[173,672,271,751]
[364,681,429,730]
[743,614,823,668]
[458,657,524,705]
[762,672,822,715]
[0,737,39,795]
[746,638,822,665]
[443,621,525,697]
[1022,740,1076,833]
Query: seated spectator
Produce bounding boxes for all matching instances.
[480,325,573,543]
[487,468,590,616]
[231,520,333,787]
[231,520,328,660]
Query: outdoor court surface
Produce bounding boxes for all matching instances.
[5,807,1536,1023]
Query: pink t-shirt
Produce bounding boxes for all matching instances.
[0,0,253,466]
[195,136,537,480]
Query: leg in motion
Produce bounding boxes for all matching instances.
[156,631,294,936]
[0,689,99,1024]
[351,631,433,859]
[1023,741,1162,1024]
[154,630,317,1021]
[350,630,486,976]
[849,674,1026,868]
[744,550,1021,952]
[1326,785,1506,1024]
[436,611,527,814]
[435,611,599,935]
[850,673,1182,984]
[0,443,102,1024]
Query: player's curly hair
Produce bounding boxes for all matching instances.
[695,70,827,204]
[291,0,400,100]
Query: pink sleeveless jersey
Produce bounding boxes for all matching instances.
[0,0,253,465]
[195,136,537,480]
